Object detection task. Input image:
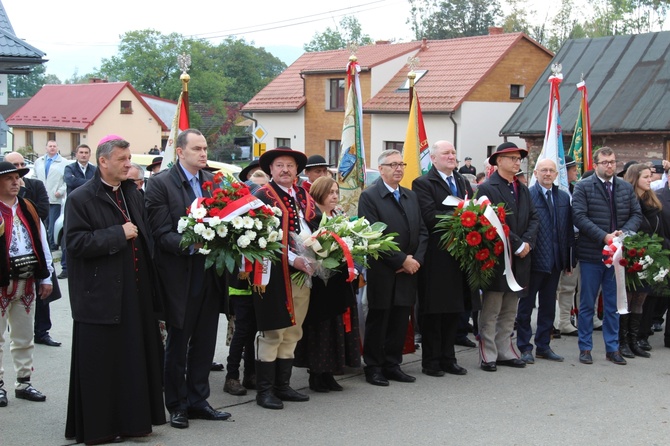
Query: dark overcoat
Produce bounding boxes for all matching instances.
[65,171,157,324]
[357,178,428,309]
[412,166,480,313]
[476,170,539,296]
[145,163,223,329]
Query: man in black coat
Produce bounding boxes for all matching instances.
[64,136,165,444]
[251,147,318,410]
[146,129,229,428]
[475,142,539,372]
[517,159,573,364]
[412,140,476,377]
[358,149,428,386]
[6,151,61,347]
[458,157,476,176]
[572,147,641,365]
[60,144,97,280]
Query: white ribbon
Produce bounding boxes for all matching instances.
[443,195,522,292]
[604,236,629,314]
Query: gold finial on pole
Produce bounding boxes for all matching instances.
[178,53,191,92]
[407,56,420,111]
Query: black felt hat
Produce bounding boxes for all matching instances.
[489,142,528,165]
[258,147,307,175]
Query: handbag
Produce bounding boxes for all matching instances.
[9,253,39,278]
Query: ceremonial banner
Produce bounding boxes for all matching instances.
[400,88,430,189]
[531,70,569,193]
[568,80,593,178]
[161,90,189,171]
[337,58,366,216]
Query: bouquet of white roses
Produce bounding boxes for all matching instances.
[178,173,284,276]
[291,214,399,287]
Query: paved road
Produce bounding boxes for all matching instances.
[3,263,670,445]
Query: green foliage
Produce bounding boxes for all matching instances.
[409,0,503,39]
[304,16,374,52]
[8,65,61,98]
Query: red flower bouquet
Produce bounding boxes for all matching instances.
[178,173,284,276]
[435,197,510,291]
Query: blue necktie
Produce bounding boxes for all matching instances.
[447,176,458,196]
[45,157,52,177]
[393,189,400,203]
[191,177,202,198]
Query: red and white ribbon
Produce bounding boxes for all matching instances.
[443,195,522,292]
[603,237,628,314]
[189,194,266,223]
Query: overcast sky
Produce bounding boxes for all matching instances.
[8,0,559,81]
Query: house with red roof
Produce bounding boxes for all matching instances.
[7,81,167,156]
[243,29,553,171]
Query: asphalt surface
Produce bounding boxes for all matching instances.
[3,259,670,446]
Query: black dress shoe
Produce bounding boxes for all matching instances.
[496,358,526,368]
[605,350,627,365]
[0,387,7,407]
[443,363,467,375]
[455,337,477,348]
[365,372,389,387]
[170,411,189,429]
[579,350,593,364]
[382,368,416,383]
[480,362,497,372]
[15,385,46,402]
[422,368,445,377]
[210,362,224,372]
[57,271,68,279]
[35,335,61,347]
[187,405,231,420]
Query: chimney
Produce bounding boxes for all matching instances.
[89,78,108,84]
[375,40,391,45]
[488,27,504,35]
[421,37,428,50]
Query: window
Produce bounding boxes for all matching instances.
[385,141,404,153]
[71,133,81,150]
[276,138,291,148]
[47,131,56,142]
[510,84,525,99]
[120,100,133,114]
[328,79,345,111]
[398,70,428,90]
[25,131,33,149]
[328,140,341,165]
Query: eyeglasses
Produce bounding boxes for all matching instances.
[272,163,296,170]
[380,162,408,170]
[538,168,557,174]
[499,156,522,163]
[12,162,26,167]
[596,160,617,166]
[133,179,144,183]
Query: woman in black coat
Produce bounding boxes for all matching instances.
[623,164,666,358]
[294,176,361,392]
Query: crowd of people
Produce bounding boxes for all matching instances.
[1,131,669,445]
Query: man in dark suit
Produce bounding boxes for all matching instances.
[412,140,476,377]
[146,129,230,429]
[5,151,61,347]
[358,149,428,386]
[517,159,573,364]
[572,147,642,365]
[476,142,539,372]
[60,144,97,280]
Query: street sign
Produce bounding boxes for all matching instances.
[253,124,267,143]
[253,143,266,157]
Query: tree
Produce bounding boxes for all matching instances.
[408,0,503,39]
[8,65,61,98]
[501,0,534,34]
[304,16,374,52]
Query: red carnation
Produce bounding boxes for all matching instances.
[497,206,506,222]
[249,209,257,217]
[484,226,497,241]
[466,231,482,246]
[494,241,504,255]
[475,248,490,261]
[502,224,510,237]
[480,215,491,226]
[202,181,213,191]
[632,262,643,272]
[627,248,638,257]
[619,259,629,267]
[481,260,496,271]
[460,211,478,228]
[639,248,646,256]
[213,172,224,183]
